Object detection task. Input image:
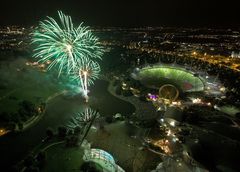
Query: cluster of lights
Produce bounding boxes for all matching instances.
[152,139,171,154]
[121,82,127,90]
[170,101,182,107]
[129,87,140,97]
[147,93,158,101]
[219,86,226,92]
[169,121,175,127]
[25,61,45,69]
[191,97,212,106]
[192,51,197,55]
[0,128,9,136]
[192,98,202,104]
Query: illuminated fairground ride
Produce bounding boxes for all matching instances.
[159,84,179,101]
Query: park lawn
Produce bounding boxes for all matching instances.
[42,144,84,172]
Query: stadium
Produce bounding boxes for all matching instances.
[132,63,225,100]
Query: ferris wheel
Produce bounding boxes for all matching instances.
[159,84,179,101]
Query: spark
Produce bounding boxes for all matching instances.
[72,58,100,102]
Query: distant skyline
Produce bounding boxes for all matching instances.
[0,0,239,28]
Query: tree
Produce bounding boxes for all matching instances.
[66,136,79,147]
[46,128,54,138]
[99,122,105,130]
[67,129,74,135]
[10,165,20,172]
[74,126,81,135]
[80,162,102,172]
[23,155,35,167]
[36,151,46,169]
[0,111,11,122]
[18,100,37,117]
[66,137,71,147]
[18,122,23,131]
[139,95,147,102]
[115,85,122,95]
[36,151,46,162]
[105,116,113,123]
[11,113,21,123]
[7,122,16,131]
[122,89,133,97]
[236,112,240,120]
[112,79,120,86]
[57,126,67,138]
[25,166,40,172]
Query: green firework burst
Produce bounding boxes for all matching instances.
[32,11,104,75]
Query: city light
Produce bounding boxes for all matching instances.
[192,98,202,104]
[170,121,175,127]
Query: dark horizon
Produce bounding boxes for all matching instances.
[0,0,239,28]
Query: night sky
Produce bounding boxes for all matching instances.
[0,0,239,27]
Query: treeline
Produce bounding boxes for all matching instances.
[0,100,45,131]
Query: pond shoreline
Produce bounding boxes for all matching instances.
[101,76,158,120]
